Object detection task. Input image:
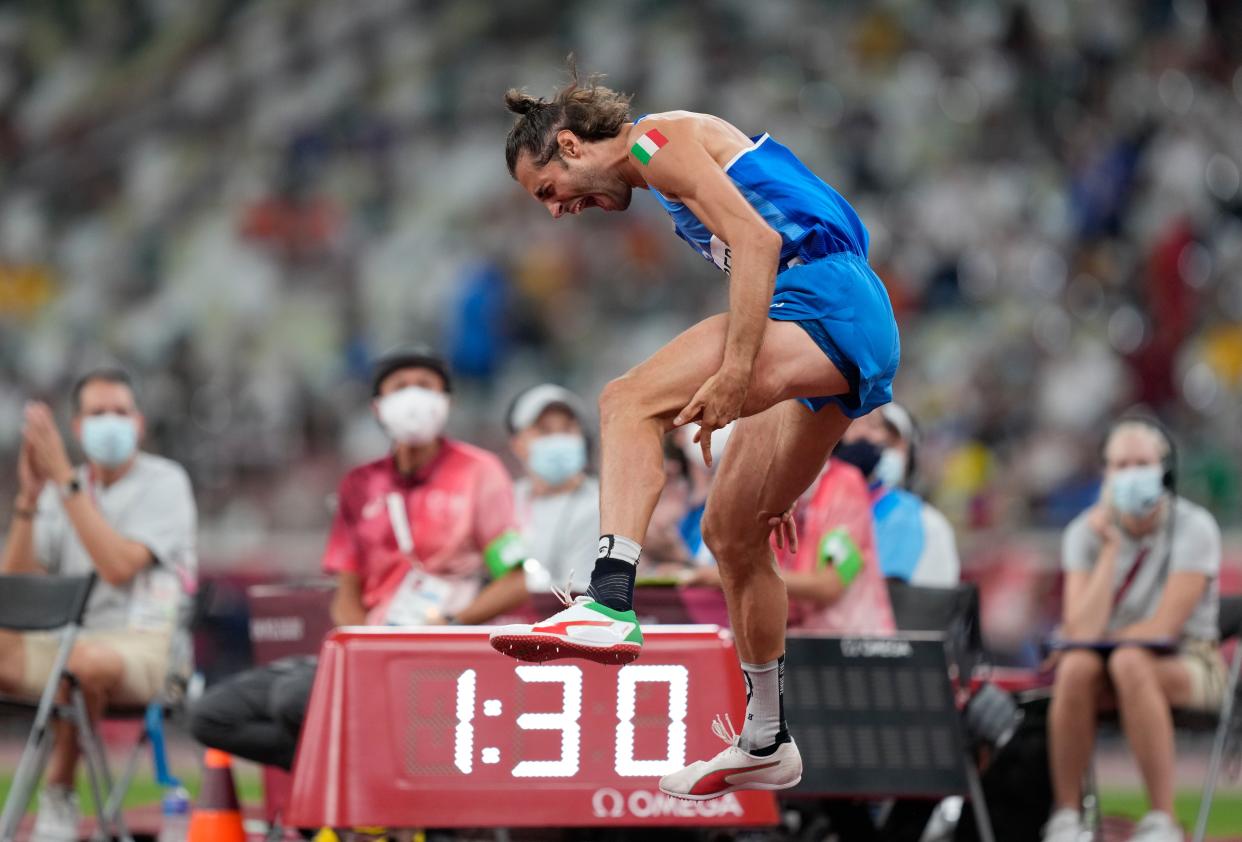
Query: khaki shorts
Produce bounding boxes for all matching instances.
[20,629,171,707]
[1177,639,1229,712]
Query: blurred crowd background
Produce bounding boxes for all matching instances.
[1,0,1241,586]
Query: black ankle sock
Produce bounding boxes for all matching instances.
[586,558,637,612]
[747,730,791,757]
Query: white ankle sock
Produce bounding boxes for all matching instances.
[597,534,642,565]
[738,656,788,754]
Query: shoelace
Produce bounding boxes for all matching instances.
[551,573,580,608]
[711,712,740,747]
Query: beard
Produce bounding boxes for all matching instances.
[572,167,632,212]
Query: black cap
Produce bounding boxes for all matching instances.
[370,346,452,396]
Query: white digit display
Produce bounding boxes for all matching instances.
[511,665,582,778]
[454,669,476,774]
[615,664,689,776]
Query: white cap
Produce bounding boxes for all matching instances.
[879,402,915,444]
[506,384,589,433]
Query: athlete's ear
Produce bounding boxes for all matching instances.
[556,129,582,160]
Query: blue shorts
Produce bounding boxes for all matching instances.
[768,251,901,419]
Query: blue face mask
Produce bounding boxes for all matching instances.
[80,415,139,468]
[1110,465,1165,518]
[873,448,907,489]
[528,433,587,487]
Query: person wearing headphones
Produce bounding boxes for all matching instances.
[834,402,960,586]
[1042,416,1225,842]
[506,384,599,591]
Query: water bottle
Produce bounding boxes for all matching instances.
[157,785,191,842]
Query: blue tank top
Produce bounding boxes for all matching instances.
[637,118,870,274]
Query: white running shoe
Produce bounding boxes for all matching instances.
[32,785,80,842]
[489,590,643,665]
[1126,811,1182,842]
[659,714,802,801]
[1040,807,1082,842]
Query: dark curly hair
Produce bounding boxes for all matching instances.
[504,58,632,177]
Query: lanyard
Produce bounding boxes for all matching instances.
[386,491,416,556]
[1112,546,1149,609]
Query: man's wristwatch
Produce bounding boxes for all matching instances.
[58,477,83,500]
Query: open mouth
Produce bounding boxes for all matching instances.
[571,194,608,214]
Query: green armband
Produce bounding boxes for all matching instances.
[817,527,863,586]
[483,530,527,579]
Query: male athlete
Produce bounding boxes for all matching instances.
[488,69,900,800]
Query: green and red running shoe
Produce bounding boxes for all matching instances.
[489,591,642,665]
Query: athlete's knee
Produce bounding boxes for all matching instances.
[701,506,767,564]
[599,375,640,426]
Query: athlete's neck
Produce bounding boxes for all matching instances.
[609,131,648,190]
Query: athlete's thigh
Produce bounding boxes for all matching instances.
[706,400,852,535]
[620,314,850,425]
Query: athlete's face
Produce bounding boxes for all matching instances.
[514,132,632,218]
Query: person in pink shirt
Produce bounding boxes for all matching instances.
[686,456,894,635]
[325,349,528,626]
[779,457,895,635]
[190,347,529,770]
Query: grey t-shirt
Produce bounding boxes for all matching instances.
[515,476,600,591]
[1062,496,1221,641]
[34,452,198,632]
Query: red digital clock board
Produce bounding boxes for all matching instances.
[287,625,779,829]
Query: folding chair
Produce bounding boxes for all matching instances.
[1191,594,1242,842]
[0,574,118,842]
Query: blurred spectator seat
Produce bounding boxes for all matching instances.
[0,575,121,840]
[0,578,209,841]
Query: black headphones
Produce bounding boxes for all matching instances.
[1101,411,1177,492]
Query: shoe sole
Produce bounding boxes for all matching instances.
[658,774,802,801]
[489,634,642,665]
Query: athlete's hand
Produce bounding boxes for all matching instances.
[674,366,749,467]
[767,506,798,554]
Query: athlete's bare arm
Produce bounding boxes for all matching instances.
[629,114,783,464]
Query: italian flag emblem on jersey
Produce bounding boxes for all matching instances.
[631,129,668,165]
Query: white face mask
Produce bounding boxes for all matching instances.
[873,447,907,489]
[1110,465,1165,518]
[375,387,449,446]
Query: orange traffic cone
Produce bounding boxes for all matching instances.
[188,749,246,842]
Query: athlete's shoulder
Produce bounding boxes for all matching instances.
[625,112,687,162]
[626,110,704,137]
